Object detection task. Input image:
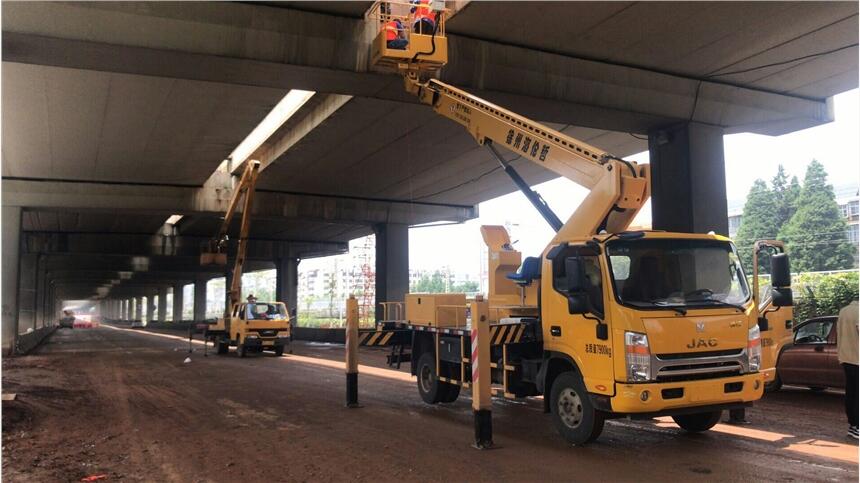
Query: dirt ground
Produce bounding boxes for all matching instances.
[2,326,857,482]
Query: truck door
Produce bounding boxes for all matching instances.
[542,243,614,396]
[753,241,793,380]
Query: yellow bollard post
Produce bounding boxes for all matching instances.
[345,295,361,408]
[470,295,493,448]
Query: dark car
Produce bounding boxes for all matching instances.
[774,316,844,391]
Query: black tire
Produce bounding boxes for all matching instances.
[549,372,605,445]
[808,386,826,392]
[273,346,284,357]
[216,340,229,355]
[236,343,247,358]
[765,374,782,393]
[672,411,722,432]
[416,352,447,404]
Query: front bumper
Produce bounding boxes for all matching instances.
[761,367,776,383]
[242,337,288,349]
[609,372,763,414]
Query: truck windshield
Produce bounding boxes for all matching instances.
[246,303,287,321]
[606,238,750,310]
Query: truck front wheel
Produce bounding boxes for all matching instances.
[672,411,721,432]
[550,372,605,445]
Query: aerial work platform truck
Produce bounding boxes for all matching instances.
[201,160,291,357]
[359,1,794,445]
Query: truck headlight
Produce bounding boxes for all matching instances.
[625,331,651,382]
[748,325,761,372]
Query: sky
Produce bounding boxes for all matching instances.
[303,89,860,279]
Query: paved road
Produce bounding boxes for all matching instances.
[2,326,857,482]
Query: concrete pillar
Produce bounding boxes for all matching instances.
[146,292,156,323]
[34,256,46,328]
[374,223,409,321]
[2,206,22,354]
[45,282,55,325]
[648,122,729,236]
[276,257,299,320]
[157,286,169,322]
[193,278,207,322]
[173,283,184,322]
[17,253,38,332]
[135,296,143,321]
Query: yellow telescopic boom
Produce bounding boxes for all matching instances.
[200,160,261,309]
[406,75,650,239]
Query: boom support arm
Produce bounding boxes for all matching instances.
[406,75,650,238]
[205,160,261,310]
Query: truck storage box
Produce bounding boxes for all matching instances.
[406,293,467,327]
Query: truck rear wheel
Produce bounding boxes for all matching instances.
[416,353,459,404]
[550,372,605,445]
[672,411,721,432]
[216,339,229,355]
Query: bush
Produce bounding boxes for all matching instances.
[792,271,859,321]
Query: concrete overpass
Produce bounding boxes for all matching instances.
[2,1,857,353]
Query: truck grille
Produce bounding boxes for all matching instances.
[653,349,748,382]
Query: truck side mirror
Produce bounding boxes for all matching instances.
[771,253,791,288]
[565,257,585,292]
[770,287,793,307]
[565,257,589,315]
[567,293,589,315]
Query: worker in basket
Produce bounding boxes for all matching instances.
[411,0,435,34]
[381,3,408,50]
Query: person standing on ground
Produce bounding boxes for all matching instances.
[837,299,859,440]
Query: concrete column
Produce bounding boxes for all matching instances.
[34,256,46,328]
[648,122,729,236]
[17,253,38,332]
[135,296,143,321]
[172,283,185,322]
[45,283,55,325]
[276,257,300,324]
[374,223,409,321]
[157,286,169,322]
[2,206,22,354]
[193,278,207,322]
[146,292,156,322]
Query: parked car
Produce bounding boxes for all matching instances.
[130,320,145,329]
[773,316,843,391]
[58,316,75,329]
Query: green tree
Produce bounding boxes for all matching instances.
[412,271,447,293]
[452,280,479,293]
[778,160,854,272]
[735,179,778,272]
[771,165,800,228]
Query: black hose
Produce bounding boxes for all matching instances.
[410,11,441,63]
